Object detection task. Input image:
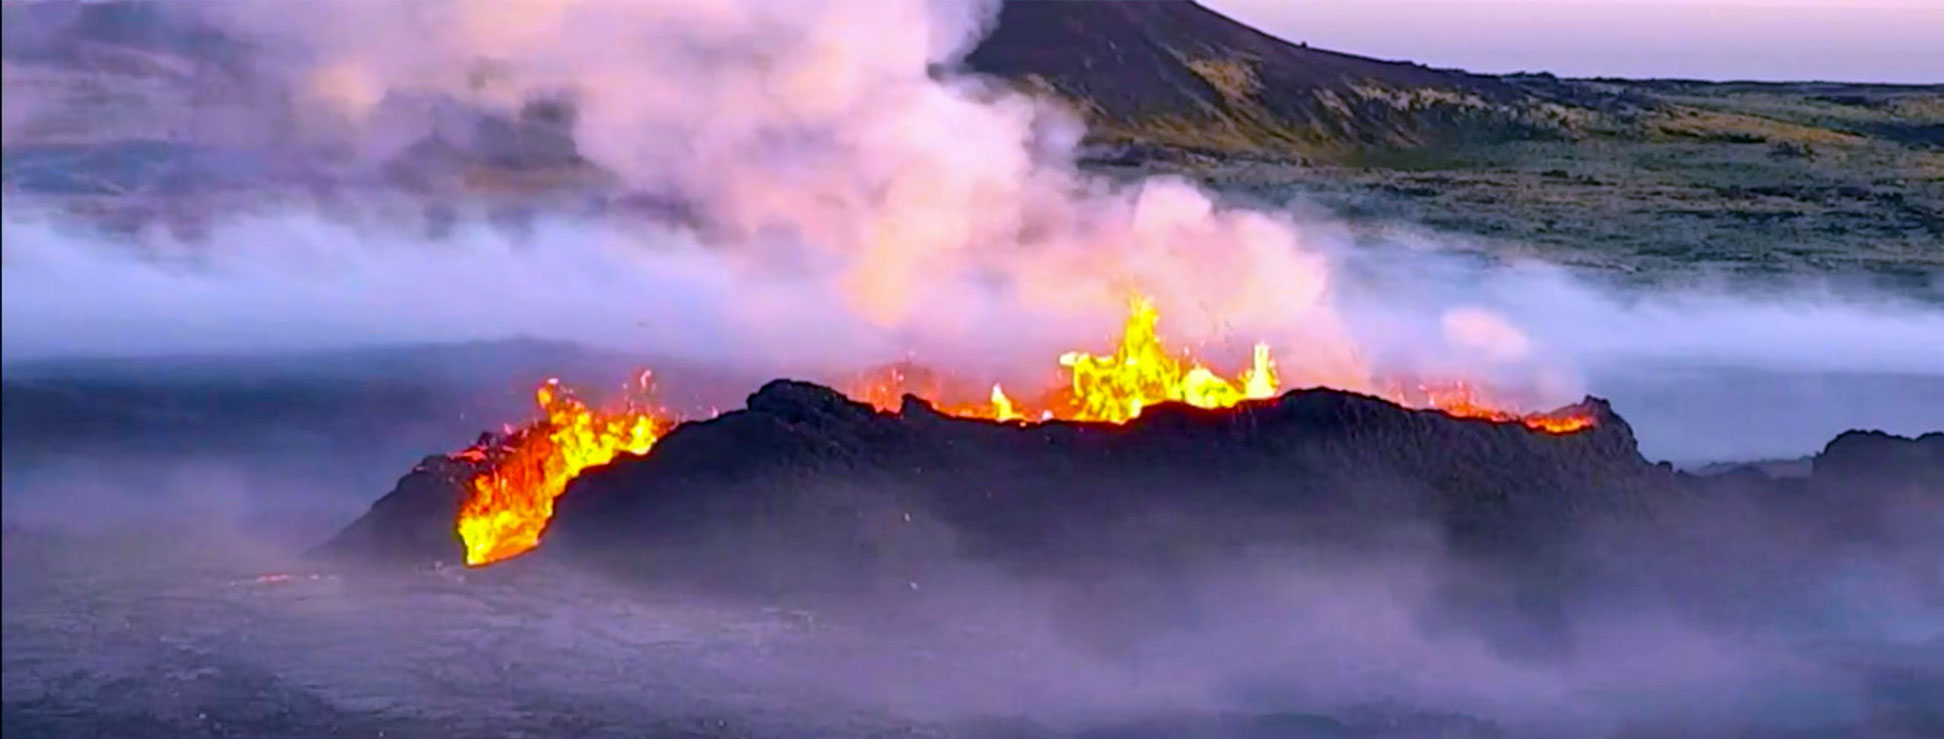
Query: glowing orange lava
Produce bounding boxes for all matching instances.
[847,295,1589,432]
[1399,380,1597,434]
[454,374,667,566]
[1055,296,1279,423]
[457,297,1592,567]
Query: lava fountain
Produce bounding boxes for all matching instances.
[455,373,669,566]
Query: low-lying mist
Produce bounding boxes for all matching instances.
[6,205,1940,461]
[5,0,1941,460]
[7,461,1939,738]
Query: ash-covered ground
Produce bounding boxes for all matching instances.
[5,373,1941,739]
[3,530,950,738]
[8,510,1938,739]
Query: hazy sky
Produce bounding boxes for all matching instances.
[1206,0,1944,83]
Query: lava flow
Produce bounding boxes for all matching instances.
[454,297,1592,566]
[853,295,1592,433]
[1058,296,1279,423]
[1410,382,1597,434]
[455,374,667,566]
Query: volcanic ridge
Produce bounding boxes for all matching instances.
[964,0,1569,158]
[317,379,1939,599]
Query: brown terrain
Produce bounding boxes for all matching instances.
[964,0,1568,156]
[5,1,1940,283]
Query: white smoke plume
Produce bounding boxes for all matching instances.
[17,3,1365,365]
[3,0,1941,435]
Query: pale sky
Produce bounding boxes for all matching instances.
[1205,0,1944,83]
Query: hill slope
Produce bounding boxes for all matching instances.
[4,1,1938,284]
[964,0,1574,157]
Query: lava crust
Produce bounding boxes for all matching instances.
[319,380,1940,599]
[321,381,1648,569]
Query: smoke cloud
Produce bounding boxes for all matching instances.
[2,0,1941,436]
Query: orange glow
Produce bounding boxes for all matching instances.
[1395,380,1597,433]
[1056,296,1279,423]
[843,295,1593,432]
[455,297,1593,567]
[1521,414,1597,434]
[850,361,951,413]
[989,384,1023,422]
[842,296,1278,424]
[1418,381,1523,424]
[454,374,667,566]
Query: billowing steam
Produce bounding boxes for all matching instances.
[1,0,1401,400]
[2,0,1941,433]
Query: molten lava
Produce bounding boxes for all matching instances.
[850,361,938,412]
[455,296,1592,567]
[845,295,1595,432]
[1057,296,1279,423]
[454,375,667,566]
[846,297,1278,423]
[1400,381,1597,434]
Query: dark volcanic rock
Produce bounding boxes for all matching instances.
[1685,428,1944,519]
[963,1,1564,155]
[310,451,485,567]
[1816,429,1944,489]
[318,380,1941,605]
[539,381,1659,590]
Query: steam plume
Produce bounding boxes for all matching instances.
[3,0,1941,440]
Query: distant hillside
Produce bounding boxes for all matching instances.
[5,0,1591,173]
[4,1,1939,284]
[956,4,1941,284]
[963,1,1584,157]
[961,2,1943,163]
[5,0,1933,179]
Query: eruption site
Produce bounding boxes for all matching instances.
[453,295,1598,567]
[6,2,1941,737]
[455,373,669,565]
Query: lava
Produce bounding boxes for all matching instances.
[845,295,1588,431]
[1057,296,1280,423]
[848,296,1278,423]
[1408,381,1599,434]
[850,362,954,413]
[456,297,1591,567]
[454,374,667,566]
